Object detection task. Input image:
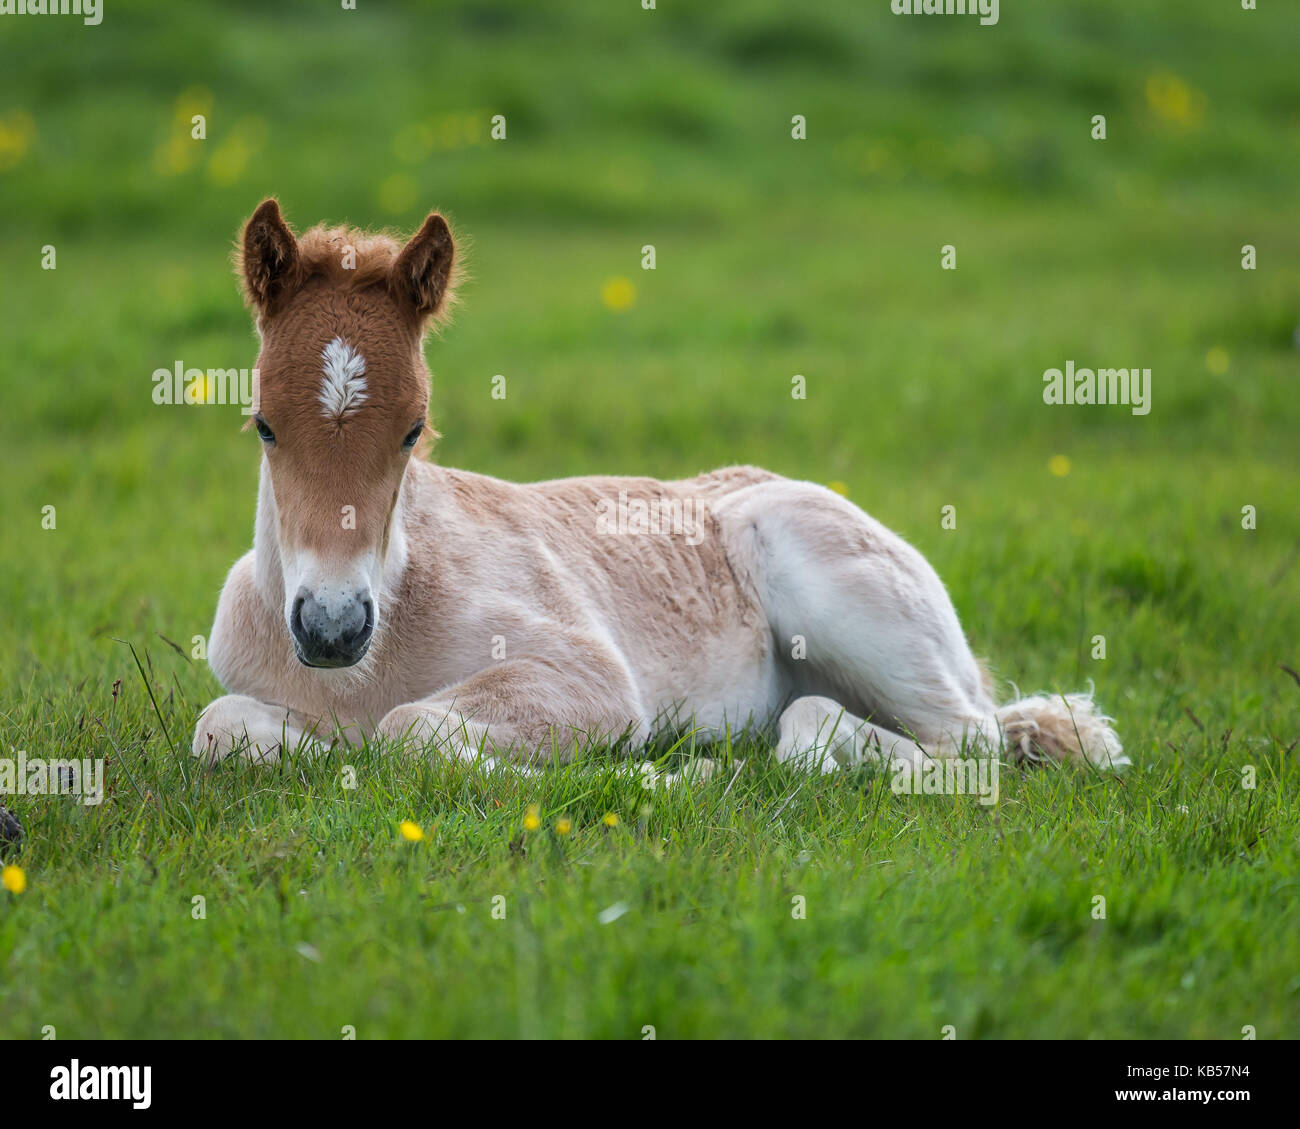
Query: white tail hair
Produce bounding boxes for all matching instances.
[996,689,1128,769]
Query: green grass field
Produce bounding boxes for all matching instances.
[1,0,1298,1038]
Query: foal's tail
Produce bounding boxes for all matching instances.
[994,688,1128,770]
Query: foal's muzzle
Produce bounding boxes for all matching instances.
[290,587,374,668]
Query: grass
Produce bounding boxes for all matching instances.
[2,728,1295,1039]
[1,0,1298,1038]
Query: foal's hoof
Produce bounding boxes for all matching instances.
[0,806,23,851]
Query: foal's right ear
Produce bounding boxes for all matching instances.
[239,198,301,314]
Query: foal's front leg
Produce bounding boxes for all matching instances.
[192,694,329,766]
[377,657,648,767]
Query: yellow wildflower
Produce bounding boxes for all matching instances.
[601,277,636,312]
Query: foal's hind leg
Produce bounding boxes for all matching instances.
[718,479,1002,767]
[774,695,930,773]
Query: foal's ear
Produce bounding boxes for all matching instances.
[389,212,456,321]
[239,199,301,314]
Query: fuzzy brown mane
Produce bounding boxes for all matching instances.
[295,225,405,289]
[235,210,463,325]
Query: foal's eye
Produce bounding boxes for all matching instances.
[254,417,275,443]
[402,423,424,450]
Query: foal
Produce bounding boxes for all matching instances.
[193,200,1126,775]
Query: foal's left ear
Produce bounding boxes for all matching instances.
[389,212,456,322]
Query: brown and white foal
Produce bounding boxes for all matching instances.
[193,200,1127,775]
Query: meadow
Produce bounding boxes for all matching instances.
[0,0,1297,1038]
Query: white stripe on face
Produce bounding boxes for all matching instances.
[319,336,368,420]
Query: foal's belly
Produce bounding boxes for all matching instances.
[668,662,786,741]
[618,541,785,740]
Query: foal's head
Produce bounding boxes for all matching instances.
[238,199,456,668]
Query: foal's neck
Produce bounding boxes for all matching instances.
[251,458,284,605]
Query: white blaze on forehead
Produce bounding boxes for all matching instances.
[319,336,368,420]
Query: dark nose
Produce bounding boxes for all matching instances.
[290,588,374,667]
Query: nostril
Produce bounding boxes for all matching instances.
[290,589,372,666]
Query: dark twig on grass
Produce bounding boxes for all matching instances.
[0,806,22,850]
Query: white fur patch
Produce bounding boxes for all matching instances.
[318,337,367,421]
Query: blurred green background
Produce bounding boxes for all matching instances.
[3,0,1298,681]
[3,0,1297,717]
[0,0,1297,1038]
